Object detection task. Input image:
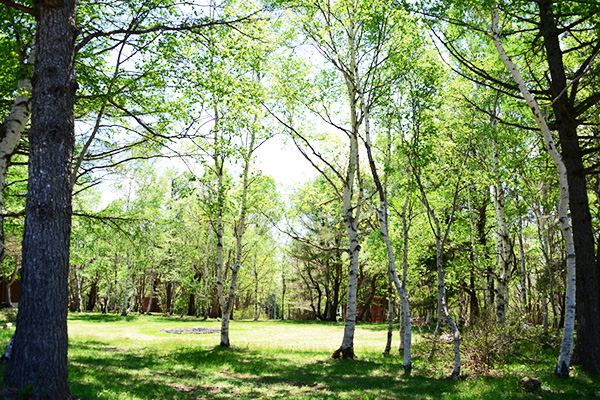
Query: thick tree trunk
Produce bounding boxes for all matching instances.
[4,1,77,397]
[335,16,364,359]
[87,280,98,312]
[537,0,600,374]
[337,132,361,359]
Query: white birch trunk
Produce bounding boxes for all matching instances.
[359,74,412,372]
[486,5,576,376]
[336,13,363,359]
[0,49,34,263]
[220,129,255,347]
[146,222,157,314]
[517,212,529,315]
[399,191,410,353]
[416,157,466,377]
[76,272,83,313]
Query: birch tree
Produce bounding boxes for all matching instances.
[478,3,576,377]
[424,0,600,373]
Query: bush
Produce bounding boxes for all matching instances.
[461,316,521,374]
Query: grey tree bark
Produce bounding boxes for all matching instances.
[4,0,77,397]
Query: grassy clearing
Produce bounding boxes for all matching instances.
[0,311,598,399]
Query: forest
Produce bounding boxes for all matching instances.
[0,0,599,398]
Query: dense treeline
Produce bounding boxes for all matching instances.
[0,0,599,396]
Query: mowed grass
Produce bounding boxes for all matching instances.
[0,311,598,399]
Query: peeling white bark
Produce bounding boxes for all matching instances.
[220,127,255,347]
[359,73,412,372]
[485,5,576,376]
[0,49,34,262]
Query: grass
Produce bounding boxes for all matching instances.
[0,311,598,399]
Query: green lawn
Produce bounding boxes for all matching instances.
[0,312,598,399]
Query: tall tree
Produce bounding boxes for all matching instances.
[423,0,600,373]
[3,0,77,397]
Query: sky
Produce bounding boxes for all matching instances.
[254,134,315,191]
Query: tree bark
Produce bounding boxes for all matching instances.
[0,46,34,267]
[537,0,600,374]
[4,1,77,397]
[361,89,412,371]
[219,127,255,347]
[86,280,98,312]
[490,135,513,326]
[487,5,577,376]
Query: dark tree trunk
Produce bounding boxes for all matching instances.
[187,293,196,316]
[468,274,479,325]
[86,280,98,312]
[166,281,172,315]
[4,0,77,397]
[357,274,378,322]
[538,0,600,373]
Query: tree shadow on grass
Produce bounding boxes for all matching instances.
[68,312,141,323]
[66,340,599,400]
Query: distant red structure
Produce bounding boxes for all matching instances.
[343,297,385,323]
[142,297,161,313]
[370,297,384,323]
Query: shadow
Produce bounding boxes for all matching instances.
[64,340,600,400]
[68,312,142,323]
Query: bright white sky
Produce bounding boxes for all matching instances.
[254,134,315,191]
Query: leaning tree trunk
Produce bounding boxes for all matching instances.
[415,147,466,378]
[360,82,412,372]
[487,5,576,376]
[4,1,77,397]
[219,128,255,347]
[536,0,600,374]
[0,46,34,266]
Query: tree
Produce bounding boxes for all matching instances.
[481,3,576,377]
[423,0,600,373]
[3,0,77,397]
